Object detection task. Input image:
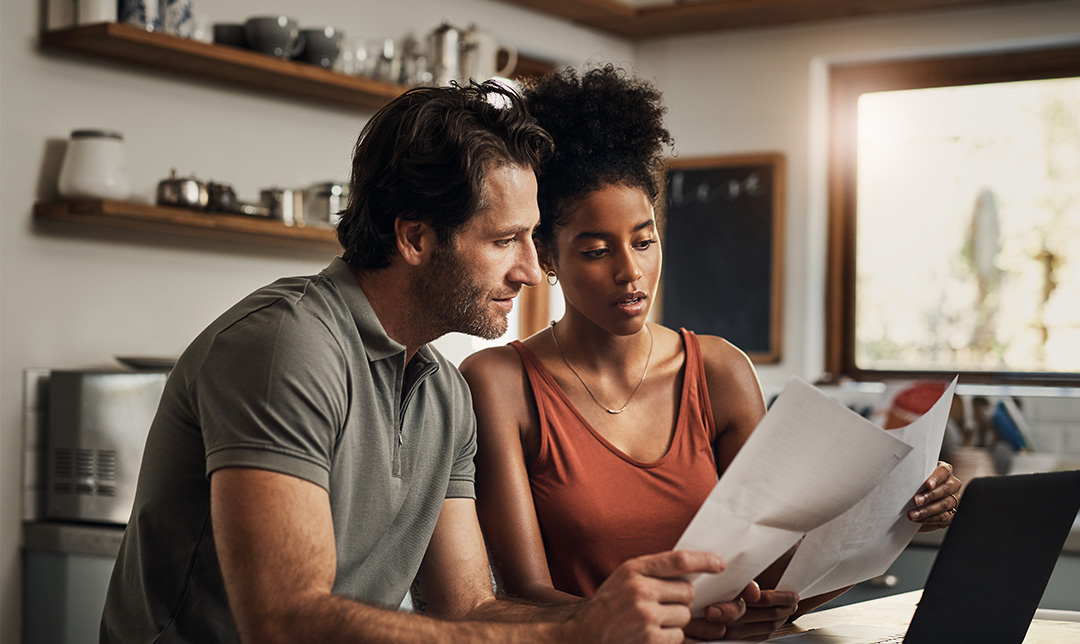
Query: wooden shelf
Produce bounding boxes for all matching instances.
[496,0,1043,39]
[34,199,341,251]
[39,23,407,111]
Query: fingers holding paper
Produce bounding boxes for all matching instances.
[567,550,725,644]
[908,460,963,531]
[681,581,755,641]
[686,582,799,642]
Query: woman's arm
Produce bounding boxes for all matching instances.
[460,347,580,606]
[697,335,768,473]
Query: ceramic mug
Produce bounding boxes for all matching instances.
[161,0,194,38]
[461,25,517,82]
[298,27,344,69]
[244,16,305,59]
[119,0,161,31]
[212,23,246,48]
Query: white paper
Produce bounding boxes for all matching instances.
[675,378,912,615]
[777,378,957,598]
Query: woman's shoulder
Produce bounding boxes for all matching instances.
[459,343,525,385]
[686,331,758,384]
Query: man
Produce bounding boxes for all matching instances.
[100,81,745,644]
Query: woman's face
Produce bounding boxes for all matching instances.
[546,184,662,335]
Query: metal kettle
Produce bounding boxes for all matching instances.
[156,169,208,209]
[428,19,463,87]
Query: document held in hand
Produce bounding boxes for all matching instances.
[674,377,923,616]
[776,378,957,598]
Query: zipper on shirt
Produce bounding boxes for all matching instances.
[392,361,439,477]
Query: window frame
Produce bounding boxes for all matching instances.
[825,44,1080,386]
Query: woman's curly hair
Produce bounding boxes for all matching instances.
[522,64,673,250]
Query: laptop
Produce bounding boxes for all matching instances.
[768,469,1080,644]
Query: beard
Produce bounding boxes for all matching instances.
[413,240,510,340]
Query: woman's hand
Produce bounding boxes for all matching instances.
[683,581,799,641]
[907,461,963,532]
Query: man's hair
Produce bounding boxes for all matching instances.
[337,81,554,271]
[522,65,673,251]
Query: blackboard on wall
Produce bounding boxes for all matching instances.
[661,154,785,363]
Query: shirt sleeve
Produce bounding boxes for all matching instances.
[196,300,348,491]
[446,408,477,499]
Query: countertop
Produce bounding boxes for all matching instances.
[23,521,125,557]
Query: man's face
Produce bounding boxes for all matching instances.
[415,164,543,339]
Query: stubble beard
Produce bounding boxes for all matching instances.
[415,241,509,341]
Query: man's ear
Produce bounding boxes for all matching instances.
[394,218,436,266]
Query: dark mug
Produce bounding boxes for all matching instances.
[244,15,305,59]
[298,27,344,68]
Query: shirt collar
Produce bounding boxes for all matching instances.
[322,257,437,367]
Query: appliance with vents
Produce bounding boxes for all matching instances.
[45,370,167,524]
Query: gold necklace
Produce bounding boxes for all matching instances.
[549,320,653,415]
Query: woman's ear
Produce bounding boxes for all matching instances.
[394,218,435,266]
[536,242,557,275]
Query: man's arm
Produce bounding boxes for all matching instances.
[410,497,579,622]
[212,467,725,644]
[211,467,469,644]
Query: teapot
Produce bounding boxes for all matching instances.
[461,25,517,82]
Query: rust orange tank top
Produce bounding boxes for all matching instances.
[510,329,718,597]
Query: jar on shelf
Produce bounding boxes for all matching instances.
[57,129,131,200]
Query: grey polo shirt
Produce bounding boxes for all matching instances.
[101,257,477,644]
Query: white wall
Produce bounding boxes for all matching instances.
[0,1,632,640]
[635,1,1080,387]
[4,0,1080,641]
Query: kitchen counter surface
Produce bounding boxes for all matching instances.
[23,521,125,558]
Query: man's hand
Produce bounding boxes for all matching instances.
[561,551,726,644]
[686,582,799,641]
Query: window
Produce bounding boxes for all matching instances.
[826,45,1080,385]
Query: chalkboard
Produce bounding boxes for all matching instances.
[660,154,785,363]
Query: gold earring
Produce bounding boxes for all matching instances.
[546,270,558,286]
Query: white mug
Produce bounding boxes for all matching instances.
[461,26,517,82]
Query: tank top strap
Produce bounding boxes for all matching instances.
[508,339,560,466]
[679,329,718,444]
[508,339,553,407]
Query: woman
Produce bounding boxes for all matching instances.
[459,65,961,640]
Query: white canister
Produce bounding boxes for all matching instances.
[57,129,131,200]
[76,0,118,25]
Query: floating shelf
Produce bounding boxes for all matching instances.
[39,22,407,110]
[34,199,341,251]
